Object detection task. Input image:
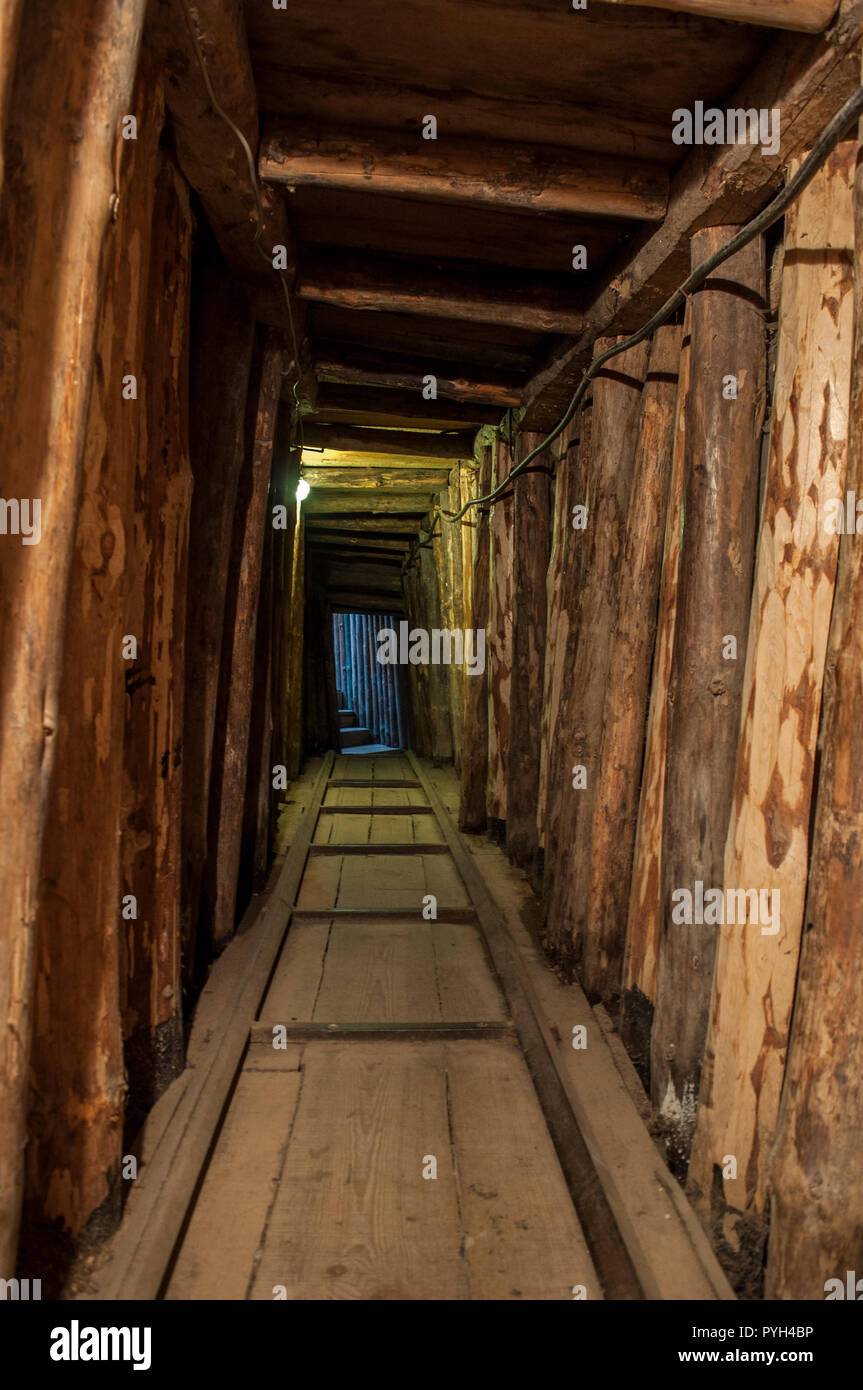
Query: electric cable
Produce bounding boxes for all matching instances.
[441,81,863,527]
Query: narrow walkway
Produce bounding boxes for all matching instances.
[165,752,601,1300]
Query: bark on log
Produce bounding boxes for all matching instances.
[650,228,766,1179]
[0,0,23,199]
[507,433,553,872]
[601,0,838,33]
[181,256,256,988]
[120,156,194,1136]
[766,121,863,1302]
[208,330,283,949]
[24,44,163,1261]
[620,306,692,1084]
[459,444,493,830]
[544,338,650,968]
[687,143,855,1294]
[487,438,515,824]
[537,411,589,852]
[583,323,683,1006]
[0,0,147,1277]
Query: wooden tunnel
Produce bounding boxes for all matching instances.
[0,0,861,1308]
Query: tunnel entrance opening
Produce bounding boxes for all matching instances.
[331,611,407,753]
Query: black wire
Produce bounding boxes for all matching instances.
[443,82,863,526]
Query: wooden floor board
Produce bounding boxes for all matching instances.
[445,1040,602,1300]
[248,1042,469,1300]
[166,752,603,1301]
[165,1070,302,1301]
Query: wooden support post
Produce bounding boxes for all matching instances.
[650,228,766,1178]
[543,338,650,967]
[181,261,256,986]
[620,307,692,1083]
[120,156,194,1133]
[0,0,147,1276]
[506,433,553,872]
[487,437,515,829]
[24,47,163,1263]
[537,410,590,852]
[240,517,276,902]
[766,120,863,1302]
[419,543,455,763]
[459,444,493,830]
[582,324,683,1006]
[688,142,855,1292]
[208,331,283,950]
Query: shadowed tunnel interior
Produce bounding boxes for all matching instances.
[1,0,862,1323]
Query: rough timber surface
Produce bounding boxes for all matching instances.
[90,754,731,1302]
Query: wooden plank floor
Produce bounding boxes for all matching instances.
[165,753,601,1301]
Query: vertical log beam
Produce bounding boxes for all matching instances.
[544,337,649,966]
[584,323,683,1006]
[688,142,855,1292]
[620,306,692,1083]
[459,443,493,830]
[209,330,283,949]
[506,432,553,872]
[121,156,194,1133]
[24,47,164,1260]
[650,228,766,1177]
[487,437,514,828]
[538,407,591,853]
[766,119,863,1302]
[0,0,24,198]
[181,260,256,986]
[0,0,147,1276]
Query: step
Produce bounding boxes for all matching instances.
[338,709,358,729]
[339,726,372,748]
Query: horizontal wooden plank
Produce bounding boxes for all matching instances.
[298,251,586,336]
[290,907,478,922]
[308,842,451,855]
[317,804,434,815]
[309,383,504,429]
[302,425,476,458]
[302,489,435,513]
[302,466,451,489]
[598,0,838,32]
[314,352,522,407]
[262,126,668,221]
[250,1021,515,1041]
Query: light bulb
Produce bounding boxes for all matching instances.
[296,478,310,501]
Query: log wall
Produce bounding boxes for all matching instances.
[0,20,307,1284]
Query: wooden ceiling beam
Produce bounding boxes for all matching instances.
[326,592,407,615]
[149,1,318,412]
[314,352,522,408]
[305,516,424,533]
[301,466,451,490]
[302,426,475,460]
[598,0,838,32]
[261,127,668,222]
[150,0,292,275]
[311,384,502,430]
[297,251,585,336]
[302,489,436,514]
[306,537,412,555]
[521,0,863,428]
